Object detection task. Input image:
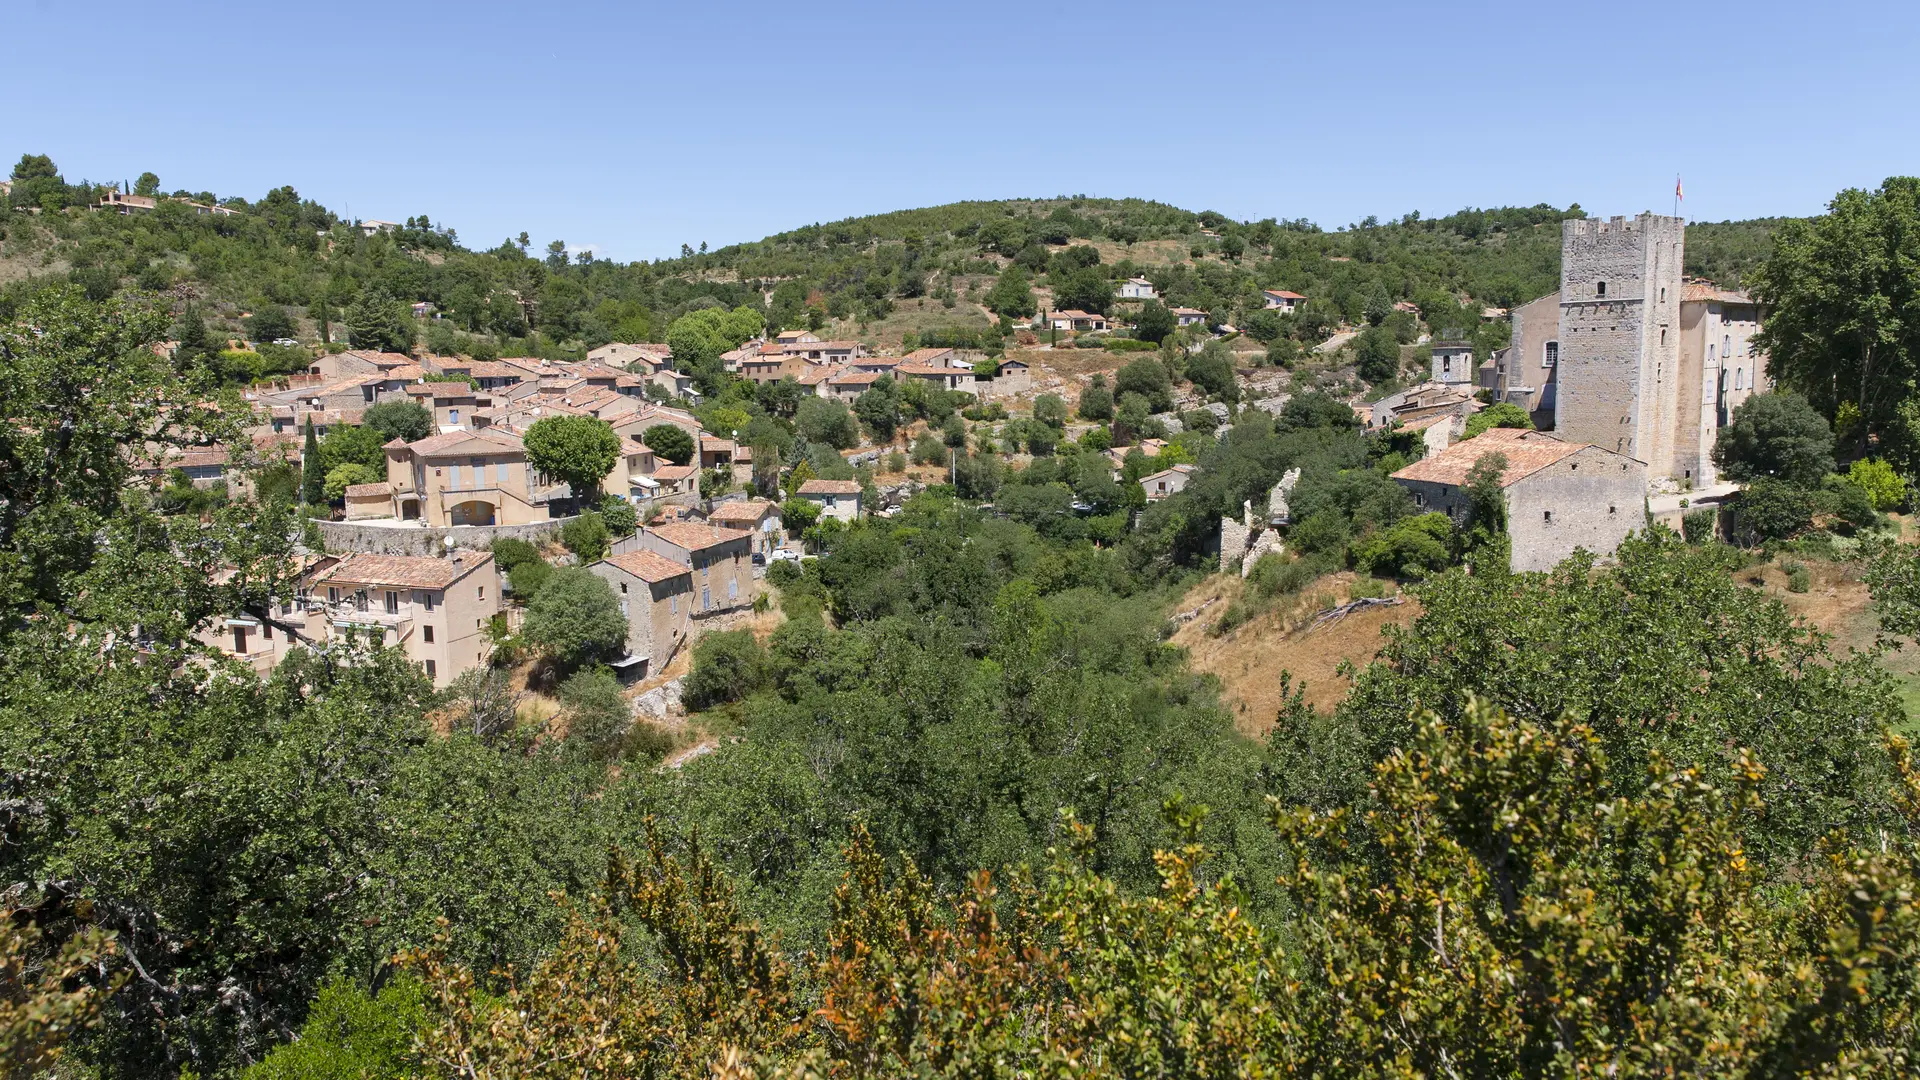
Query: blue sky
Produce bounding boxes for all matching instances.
[13,0,1917,262]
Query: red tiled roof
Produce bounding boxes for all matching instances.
[604,549,692,583]
[401,428,525,456]
[707,498,775,523]
[1263,289,1306,299]
[646,521,752,551]
[1391,428,1589,487]
[317,551,493,590]
[799,479,862,495]
[344,482,389,497]
[650,463,698,481]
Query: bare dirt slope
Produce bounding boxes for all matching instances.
[1171,571,1419,737]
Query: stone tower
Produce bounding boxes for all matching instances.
[1552,213,1684,480]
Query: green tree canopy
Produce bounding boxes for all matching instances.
[1752,176,1920,454]
[641,423,695,465]
[984,265,1036,320]
[1712,392,1836,485]
[363,399,434,444]
[524,414,620,499]
[519,566,627,668]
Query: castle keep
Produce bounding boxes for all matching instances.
[1552,213,1686,477]
[1491,212,1766,488]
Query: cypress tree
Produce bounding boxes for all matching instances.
[301,416,324,505]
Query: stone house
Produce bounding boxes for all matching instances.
[310,551,500,686]
[707,498,782,558]
[1390,428,1647,574]
[798,479,862,522]
[587,343,673,372]
[986,358,1031,397]
[623,522,754,616]
[587,549,694,681]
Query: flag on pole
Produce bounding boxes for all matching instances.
[1676,175,1684,202]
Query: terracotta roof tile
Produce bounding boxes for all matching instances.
[604,549,693,583]
[707,498,775,523]
[646,521,752,551]
[800,479,862,495]
[317,551,493,590]
[1391,428,1589,487]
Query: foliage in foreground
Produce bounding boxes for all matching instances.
[405,700,1920,1078]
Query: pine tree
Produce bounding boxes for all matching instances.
[301,416,324,505]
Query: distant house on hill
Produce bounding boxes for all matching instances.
[1045,310,1109,332]
[1171,307,1209,327]
[1261,289,1306,314]
[1118,276,1158,299]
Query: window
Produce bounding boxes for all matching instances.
[328,586,339,603]
[1543,341,1558,367]
[422,591,435,611]
[385,591,399,614]
[263,622,272,641]
[477,585,484,601]
[449,408,459,424]
[1724,334,1732,357]
[1735,368,1745,390]
[671,595,677,614]
[1543,510,1553,523]
[1659,287,1666,303]
[1660,328,1667,346]
[1596,281,1607,297]
[423,626,434,643]
[619,582,628,594]
[425,659,436,679]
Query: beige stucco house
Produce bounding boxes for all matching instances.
[379,428,562,526]
[310,551,501,686]
[798,479,862,522]
[622,522,755,616]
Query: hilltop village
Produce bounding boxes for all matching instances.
[14,150,1920,1079]
[142,209,1771,695]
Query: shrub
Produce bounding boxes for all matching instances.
[887,451,907,473]
[1788,566,1812,593]
[490,537,540,573]
[322,463,379,501]
[1681,508,1717,544]
[1353,513,1455,579]
[561,512,611,562]
[642,423,696,465]
[682,630,768,711]
[509,559,553,602]
[1847,457,1906,510]
[911,432,945,466]
[1817,474,1879,533]
[598,496,637,538]
[1735,478,1815,543]
[1288,510,1351,558]
[1247,553,1319,600]
[1462,402,1534,440]
[766,559,803,588]
[558,667,631,761]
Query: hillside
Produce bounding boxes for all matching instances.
[2,152,1790,368]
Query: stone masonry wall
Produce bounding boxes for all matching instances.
[1504,447,1648,573]
[1554,214,1683,476]
[318,517,570,556]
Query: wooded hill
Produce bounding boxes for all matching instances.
[2,152,1786,365]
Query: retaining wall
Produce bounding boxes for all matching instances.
[317,517,572,556]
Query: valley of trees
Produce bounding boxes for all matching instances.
[9,157,1920,1077]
